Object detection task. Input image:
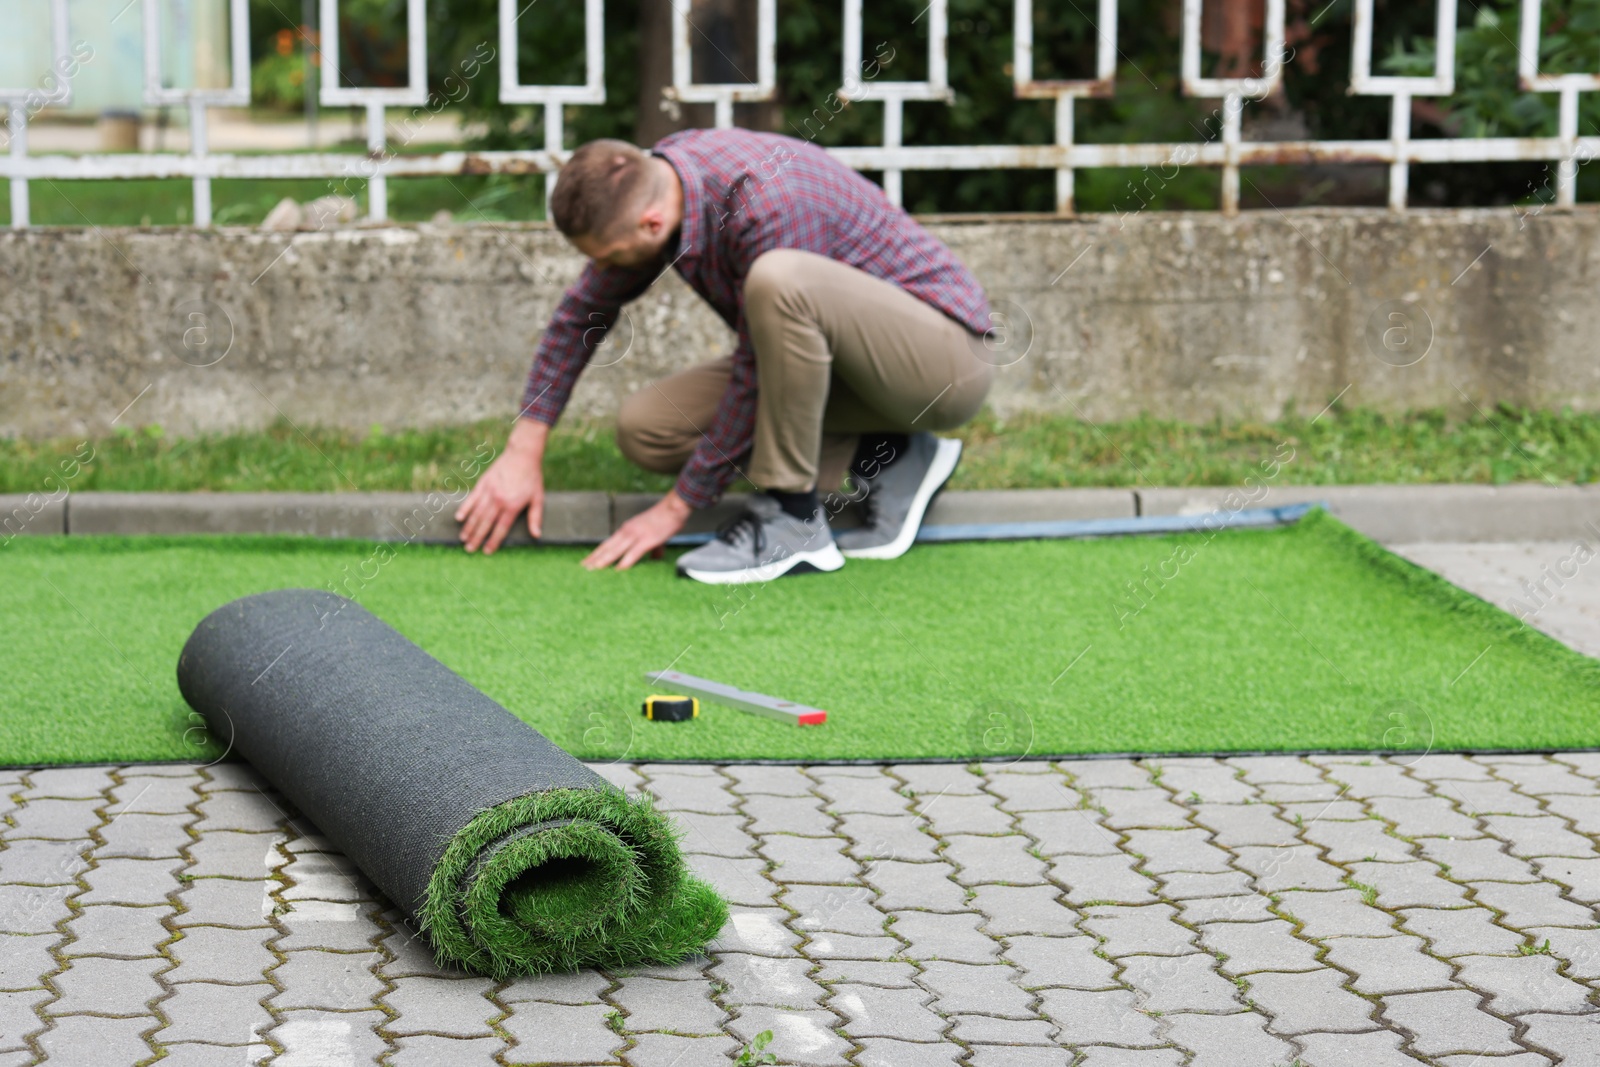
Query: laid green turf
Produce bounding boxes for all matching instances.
[2,510,1595,766]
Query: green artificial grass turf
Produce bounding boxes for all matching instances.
[424,788,727,978]
[2,510,1596,765]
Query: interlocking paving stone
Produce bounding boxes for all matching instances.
[47,954,165,1016]
[0,883,74,934]
[1004,934,1118,989]
[812,771,907,814]
[1418,836,1540,882]
[1015,811,1123,856]
[0,988,48,1048]
[498,968,609,1005]
[621,1033,740,1065]
[176,877,270,928]
[156,980,274,1043]
[0,934,59,991]
[971,884,1080,936]
[499,1001,623,1064]
[5,797,103,840]
[1036,987,1161,1045]
[0,837,91,882]
[1055,854,1159,905]
[277,898,386,951]
[1526,924,1600,979]
[382,975,497,1036]
[1293,1028,1422,1067]
[711,953,827,1007]
[1201,918,1322,973]
[1071,1049,1186,1067]
[1398,906,1526,957]
[167,923,279,983]
[853,1036,965,1067]
[22,768,112,799]
[890,910,999,962]
[96,812,193,859]
[60,904,172,958]
[685,853,771,906]
[33,1013,152,1066]
[1123,828,1234,873]
[1231,844,1347,891]
[1348,859,1470,909]
[813,958,919,986]
[1162,1010,1299,1067]
[388,1033,507,1067]
[1381,988,1522,1056]
[1471,880,1598,928]
[1277,889,1398,938]
[725,1007,852,1066]
[1453,952,1595,1015]
[78,856,185,906]
[948,1015,1056,1044]
[1119,952,1243,1013]
[1322,936,1455,995]
[842,813,939,862]
[1193,804,1298,847]
[865,859,967,912]
[1300,816,1415,864]
[722,764,812,796]
[893,764,989,796]
[1518,1012,1600,1063]
[1244,968,1378,1034]
[987,770,1079,811]
[740,793,831,836]
[274,1009,390,1066]
[760,834,859,884]
[109,776,200,815]
[831,982,945,1040]
[785,883,884,935]
[269,948,385,1011]
[609,974,724,1034]
[1176,892,1275,924]
[1081,904,1197,956]
[1482,815,1598,859]
[642,772,740,814]
[1532,855,1600,903]
[7,743,1600,1063]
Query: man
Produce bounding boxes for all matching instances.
[455,126,995,583]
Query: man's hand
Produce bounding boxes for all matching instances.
[583,490,692,571]
[455,418,549,554]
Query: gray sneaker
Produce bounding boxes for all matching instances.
[833,432,962,560]
[676,494,845,584]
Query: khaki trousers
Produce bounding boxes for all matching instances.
[615,247,994,493]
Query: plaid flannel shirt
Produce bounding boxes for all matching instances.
[519,127,993,509]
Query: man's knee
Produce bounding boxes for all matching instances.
[744,248,807,314]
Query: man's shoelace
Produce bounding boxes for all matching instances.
[714,509,767,558]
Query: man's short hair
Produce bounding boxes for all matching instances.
[550,138,659,241]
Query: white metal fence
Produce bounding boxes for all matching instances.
[2,0,1596,228]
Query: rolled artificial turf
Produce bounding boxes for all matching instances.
[177,589,726,977]
[3,509,1597,764]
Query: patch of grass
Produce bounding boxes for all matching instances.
[5,405,1600,496]
[3,510,1598,766]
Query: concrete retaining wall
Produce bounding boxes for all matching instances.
[2,207,1598,439]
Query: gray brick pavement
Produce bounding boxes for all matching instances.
[3,753,1595,1064]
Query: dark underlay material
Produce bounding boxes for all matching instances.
[176,588,725,976]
